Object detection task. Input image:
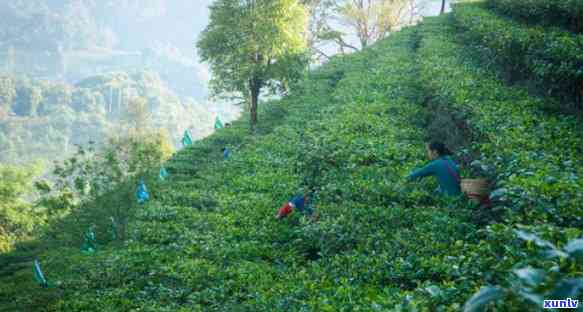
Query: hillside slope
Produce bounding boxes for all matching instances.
[1,9,582,312]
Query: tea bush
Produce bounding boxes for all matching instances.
[452,2,583,107]
[418,15,582,310]
[488,0,583,33]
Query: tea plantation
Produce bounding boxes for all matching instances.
[1,2,581,311]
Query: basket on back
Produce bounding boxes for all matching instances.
[461,178,490,204]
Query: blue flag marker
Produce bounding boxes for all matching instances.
[182,130,193,147]
[33,259,48,288]
[136,180,150,204]
[159,166,169,181]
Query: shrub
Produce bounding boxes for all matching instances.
[452,2,583,108]
[0,163,44,252]
[488,0,583,33]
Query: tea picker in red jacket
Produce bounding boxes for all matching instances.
[276,188,317,220]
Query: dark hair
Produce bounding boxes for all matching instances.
[428,142,452,156]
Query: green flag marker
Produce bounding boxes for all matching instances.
[110,217,118,240]
[159,166,169,181]
[33,259,48,288]
[182,130,193,147]
[81,227,97,255]
[214,116,223,129]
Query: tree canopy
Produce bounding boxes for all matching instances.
[198,0,309,130]
[304,0,421,56]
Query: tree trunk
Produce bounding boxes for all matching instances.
[109,86,113,113]
[249,79,260,132]
[359,35,368,50]
[440,0,446,15]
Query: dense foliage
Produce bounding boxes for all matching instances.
[452,2,583,108]
[488,0,583,33]
[0,121,174,253]
[0,163,43,252]
[0,71,215,164]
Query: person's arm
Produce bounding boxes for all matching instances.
[408,161,437,180]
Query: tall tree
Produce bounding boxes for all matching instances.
[336,0,414,49]
[123,97,151,137]
[197,0,309,130]
[307,0,419,52]
[440,0,446,15]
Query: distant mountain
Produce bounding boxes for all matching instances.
[0,71,218,165]
[0,1,214,100]
[0,0,243,165]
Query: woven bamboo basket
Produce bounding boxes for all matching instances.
[461,178,490,204]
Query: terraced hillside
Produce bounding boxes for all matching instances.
[1,2,582,311]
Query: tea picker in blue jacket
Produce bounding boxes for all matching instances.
[276,187,318,220]
[408,142,462,197]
